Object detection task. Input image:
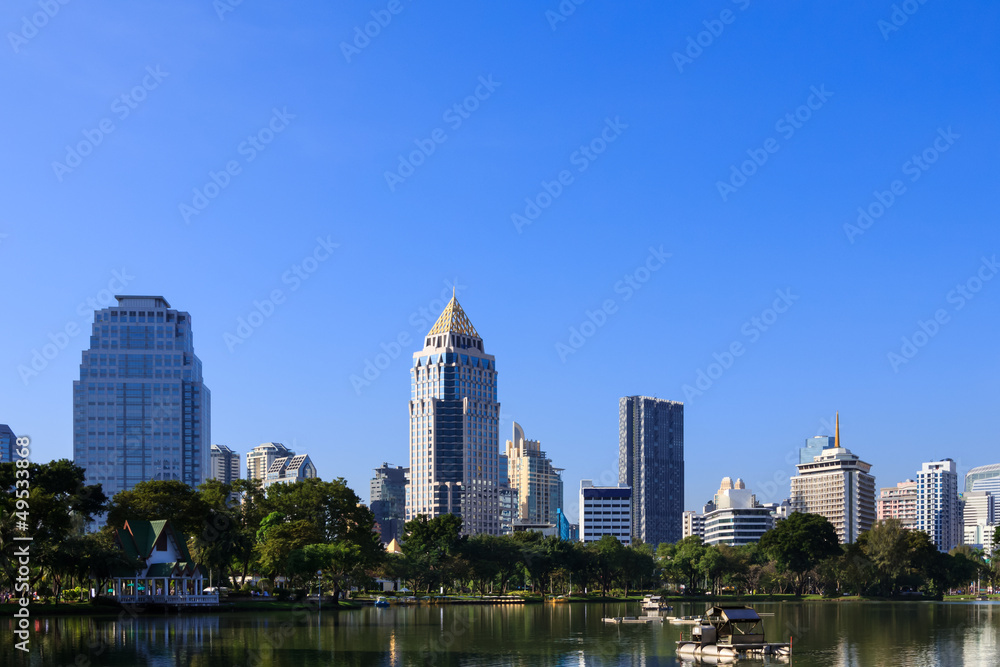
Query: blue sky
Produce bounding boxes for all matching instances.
[2,1,998,521]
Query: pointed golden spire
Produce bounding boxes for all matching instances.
[427,295,480,337]
[835,411,840,448]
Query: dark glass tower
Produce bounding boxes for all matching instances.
[73,296,210,502]
[619,396,684,547]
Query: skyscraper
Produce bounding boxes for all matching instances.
[371,462,409,543]
[800,435,836,465]
[210,444,241,484]
[505,421,564,526]
[246,442,293,483]
[619,396,684,547]
[789,414,876,544]
[0,424,16,464]
[73,296,210,501]
[917,459,961,552]
[406,294,502,536]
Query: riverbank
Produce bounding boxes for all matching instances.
[0,598,360,617]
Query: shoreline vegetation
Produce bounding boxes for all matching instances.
[3,464,998,614]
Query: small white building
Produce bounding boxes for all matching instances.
[702,477,774,546]
[580,480,631,545]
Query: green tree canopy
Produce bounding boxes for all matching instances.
[759,513,841,594]
[106,479,208,537]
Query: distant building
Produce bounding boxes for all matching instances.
[580,480,631,545]
[701,477,775,546]
[963,490,997,550]
[556,508,579,542]
[246,442,294,483]
[505,421,564,525]
[682,510,705,540]
[499,485,517,536]
[619,396,684,547]
[210,444,241,485]
[800,436,836,465]
[789,414,876,544]
[762,500,792,523]
[965,464,1000,494]
[0,424,15,463]
[513,522,559,538]
[264,454,317,488]
[73,296,211,501]
[917,459,961,552]
[877,479,919,529]
[370,463,409,543]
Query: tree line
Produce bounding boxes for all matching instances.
[2,460,998,603]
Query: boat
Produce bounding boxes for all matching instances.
[641,594,672,611]
[676,606,790,661]
[374,596,390,607]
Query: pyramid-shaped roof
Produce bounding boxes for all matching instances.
[427,296,480,338]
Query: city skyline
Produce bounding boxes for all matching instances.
[3,2,999,522]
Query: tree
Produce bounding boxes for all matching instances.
[288,542,364,600]
[858,519,909,596]
[402,514,464,593]
[105,479,207,537]
[589,535,625,597]
[665,536,708,593]
[759,513,841,595]
[463,535,501,597]
[256,519,323,582]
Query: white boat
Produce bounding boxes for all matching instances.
[374,596,390,607]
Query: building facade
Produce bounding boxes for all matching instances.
[580,480,631,545]
[73,296,211,501]
[406,295,503,536]
[789,416,875,544]
[682,510,705,540]
[264,454,317,488]
[800,435,836,465]
[877,479,919,528]
[701,477,774,546]
[370,463,409,543]
[246,442,293,483]
[505,421,564,526]
[917,459,961,552]
[965,464,1000,494]
[0,424,15,464]
[619,396,684,547]
[210,444,241,485]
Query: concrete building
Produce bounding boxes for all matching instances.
[556,508,579,541]
[210,444,241,485]
[965,464,1000,494]
[406,294,502,536]
[370,463,409,543]
[700,477,775,546]
[505,421,564,526]
[877,479,919,529]
[963,490,997,550]
[264,454,317,488]
[580,480,631,545]
[682,510,705,540]
[246,442,293,484]
[789,414,876,544]
[0,424,15,464]
[800,435,836,465]
[619,396,684,547]
[73,296,211,502]
[917,459,961,552]
[499,485,516,536]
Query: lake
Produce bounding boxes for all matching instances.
[4,600,999,665]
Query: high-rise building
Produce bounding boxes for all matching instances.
[505,421,564,526]
[789,414,875,544]
[210,444,241,484]
[264,454,317,488]
[682,510,705,540]
[619,396,684,547]
[0,424,16,463]
[800,436,836,465]
[963,490,997,549]
[877,479,919,529]
[580,480,631,545]
[917,459,961,552]
[965,464,1000,494]
[702,477,774,546]
[556,508,579,541]
[371,463,409,543]
[406,294,502,536]
[246,442,293,483]
[73,296,211,502]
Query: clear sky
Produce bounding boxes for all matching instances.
[2,1,998,522]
